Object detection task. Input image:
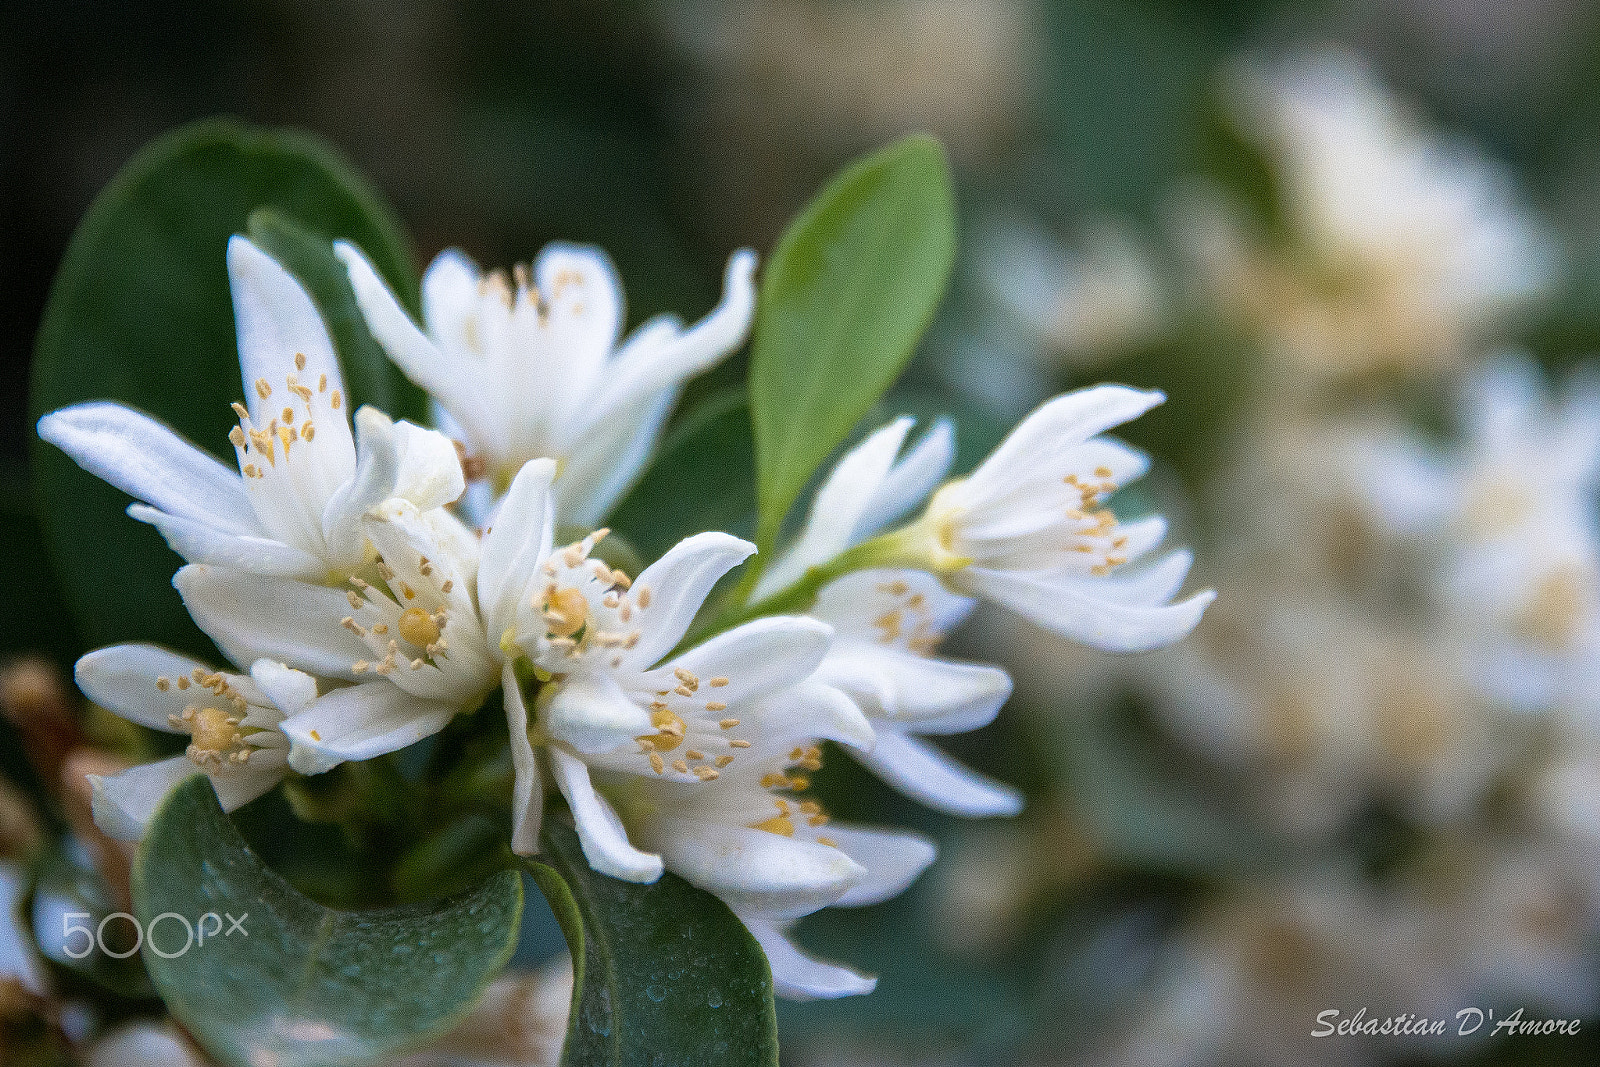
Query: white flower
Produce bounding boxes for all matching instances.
[888,386,1213,651]
[337,240,758,526]
[751,416,1020,815]
[484,471,874,874]
[1354,355,1600,713]
[607,742,936,999]
[37,236,465,581]
[170,462,550,780]
[72,644,318,840]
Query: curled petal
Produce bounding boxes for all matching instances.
[855,730,1023,818]
[88,758,195,841]
[279,683,455,775]
[637,818,863,920]
[504,661,543,856]
[549,748,663,883]
[742,919,876,1001]
[960,565,1214,653]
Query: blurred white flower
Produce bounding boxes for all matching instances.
[84,1021,209,1067]
[338,240,756,527]
[1177,49,1553,377]
[896,386,1213,651]
[73,645,313,840]
[978,217,1167,364]
[1355,355,1600,714]
[38,237,464,581]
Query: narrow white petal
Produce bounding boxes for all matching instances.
[592,249,758,417]
[743,919,876,1001]
[963,385,1164,503]
[74,645,217,731]
[555,386,678,528]
[391,419,467,510]
[540,674,652,755]
[227,236,342,423]
[248,659,319,718]
[823,825,938,907]
[279,682,456,774]
[624,532,757,669]
[816,644,1012,734]
[639,818,863,920]
[549,748,664,883]
[961,567,1214,652]
[89,758,196,841]
[478,458,558,640]
[856,730,1023,817]
[754,418,914,601]
[337,241,475,415]
[420,249,483,359]
[504,662,543,856]
[645,616,833,708]
[856,417,957,539]
[740,680,876,750]
[129,504,325,578]
[37,403,256,533]
[209,762,289,812]
[174,565,370,680]
[1089,548,1195,607]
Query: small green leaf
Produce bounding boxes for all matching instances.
[28,119,420,658]
[133,776,522,1067]
[525,818,779,1067]
[747,134,956,554]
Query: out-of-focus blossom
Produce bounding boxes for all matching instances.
[978,218,1167,365]
[339,240,756,527]
[40,238,466,582]
[84,1022,210,1067]
[394,958,572,1067]
[1174,50,1553,378]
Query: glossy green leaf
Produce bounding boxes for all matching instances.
[524,818,779,1067]
[133,775,522,1067]
[28,119,420,658]
[747,135,956,555]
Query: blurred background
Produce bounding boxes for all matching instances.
[10,0,1600,1064]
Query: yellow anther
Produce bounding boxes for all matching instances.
[751,813,795,836]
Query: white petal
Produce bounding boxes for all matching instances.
[128,504,325,578]
[743,919,876,1001]
[420,249,483,361]
[823,825,938,907]
[963,386,1164,503]
[549,748,663,883]
[540,674,652,755]
[37,402,256,533]
[816,644,1012,734]
[89,757,196,840]
[961,567,1214,652]
[1089,548,1195,607]
[740,680,876,750]
[279,682,456,774]
[504,662,543,856]
[337,241,476,417]
[75,645,219,731]
[555,386,679,528]
[856,730,1023,817]
[248,659,319,718]
[624,532,757,669]
[644,616,833,708]
[227,236,343,424]
[391,419,467,510]
[639,818,863,920]
[754,418,915,601]
[174,565,370,680]
[856,418,956,539]
[478,458,558,640]
[591,249,757,417]
[209,762,289,812]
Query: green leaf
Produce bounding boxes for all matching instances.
[28,119,420,658]
[133,775,522,1067]
[747,134,956,555]
[524,818,779,1067]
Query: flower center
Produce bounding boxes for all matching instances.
[543,587,589,638]
[226,353,341,480]
[632,670,747,781]
[397,606,442,648]
[162,669,259,771]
